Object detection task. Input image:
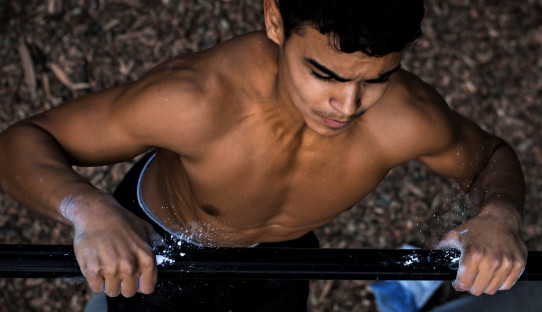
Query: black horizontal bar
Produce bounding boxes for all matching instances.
[1,244,541,281]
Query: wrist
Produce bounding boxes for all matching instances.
[58,186,117,230]
[479,202,523,232]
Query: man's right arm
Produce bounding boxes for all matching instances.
[0,116,159,297]
[0,66,208,296]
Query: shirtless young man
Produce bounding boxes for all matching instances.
[0,0,527,311]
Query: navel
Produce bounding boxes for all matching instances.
[201,203,220,217]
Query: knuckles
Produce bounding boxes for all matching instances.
[461,249,525,271]
[455,251,526,296]
[74,234,158,297]
[513,259,526,272]
[136,246,158,276]
[82,263,101,278]
[461,248,484,265]
[486,258,502,271]
[118,259,137,275]
[138,252,156,268]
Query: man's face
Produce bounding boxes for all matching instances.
[278,26,403,137]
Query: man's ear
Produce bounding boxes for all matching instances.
[263,0,284,45]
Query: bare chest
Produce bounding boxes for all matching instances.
[178,125,388,231]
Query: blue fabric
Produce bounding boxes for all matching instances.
[371,281,418,312]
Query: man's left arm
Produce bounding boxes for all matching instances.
[418,111,527,296]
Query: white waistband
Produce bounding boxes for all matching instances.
[136,153,204,247]
[136,153,259,248]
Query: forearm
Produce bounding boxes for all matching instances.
[466,140,525,228]
[0,121,108,225]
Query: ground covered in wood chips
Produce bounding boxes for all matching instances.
[1,0,541,311]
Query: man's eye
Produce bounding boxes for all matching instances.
[369,76,391,84]
[377,76,391,84]
[311,71,333,82]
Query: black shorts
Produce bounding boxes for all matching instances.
[106,152,319,312]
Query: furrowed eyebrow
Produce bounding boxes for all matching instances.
[365,65,401,83]
[306,57,401,84]
[306,58,350,82]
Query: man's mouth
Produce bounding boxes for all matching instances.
[319,115,352,129]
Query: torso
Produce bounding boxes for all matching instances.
[138,31,444,247]
[141,123,389,247]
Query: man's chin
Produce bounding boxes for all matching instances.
[306,123,351,137]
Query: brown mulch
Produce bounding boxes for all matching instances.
[1,0,541,311]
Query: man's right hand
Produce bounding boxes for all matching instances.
[65,193,161,297]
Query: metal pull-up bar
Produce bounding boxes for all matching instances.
[1,244,541,280]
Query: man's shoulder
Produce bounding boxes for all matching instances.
[364,69,457,165]
[116,34,275,149]
[377,70,454,131]
[131,31,274,108]
[388,70,449,116]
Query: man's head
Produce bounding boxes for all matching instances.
[277,0,424,57]
[263,0,425,136]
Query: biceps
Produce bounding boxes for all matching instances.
[418,115,494,189]
[29,86,150,166]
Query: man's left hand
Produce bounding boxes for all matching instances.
[435,207,527,296]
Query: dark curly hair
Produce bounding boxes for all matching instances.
[278,0,425,57]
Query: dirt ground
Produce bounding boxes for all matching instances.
[0,0,541,311]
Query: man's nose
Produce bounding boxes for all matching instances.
[329,84,361,116]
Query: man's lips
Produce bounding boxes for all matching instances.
[319,115,352,129]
